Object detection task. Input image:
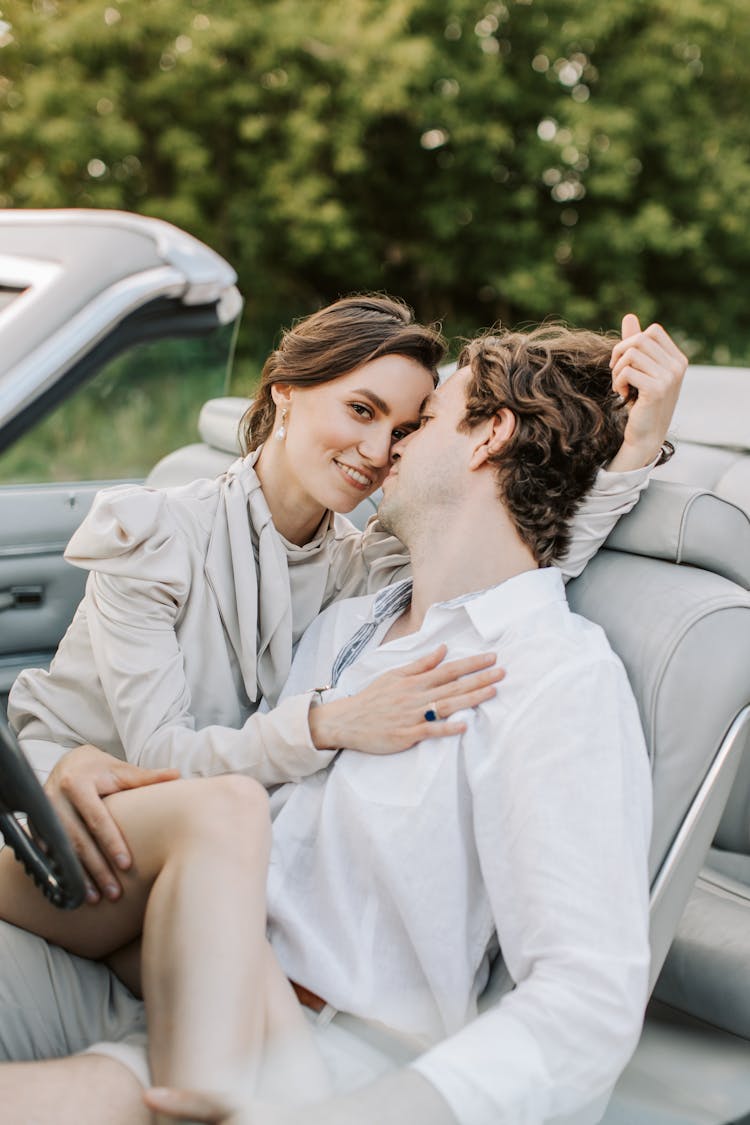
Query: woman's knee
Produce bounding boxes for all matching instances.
[170,775,271,854]
[103,775,270,873]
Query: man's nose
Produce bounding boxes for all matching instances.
[390,429,415,459]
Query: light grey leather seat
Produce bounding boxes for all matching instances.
[648,364,750,1036]
[654,364,750,516]
[567,483,750,992]
[146,396,251,487]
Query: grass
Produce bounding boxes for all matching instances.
[0,329,247,486]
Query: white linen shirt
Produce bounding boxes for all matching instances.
[265,567,652,1125]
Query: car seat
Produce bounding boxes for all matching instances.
[646,364,750,1037]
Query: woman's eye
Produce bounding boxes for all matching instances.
[350,403,373,419]
[418,414,432,427]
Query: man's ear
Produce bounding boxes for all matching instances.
[469,409,516,469]
[271,383,294,409]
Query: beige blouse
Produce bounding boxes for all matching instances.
[8,450,650,784]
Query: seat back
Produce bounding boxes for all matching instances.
[655,364,750,516]
[653,366,750,858]
[567,481,750,985]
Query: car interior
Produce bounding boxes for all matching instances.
[1,211,750,1123]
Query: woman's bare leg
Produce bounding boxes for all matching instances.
[0,775,320,1108]
[139,775,270,1100]
[106,937,144,997]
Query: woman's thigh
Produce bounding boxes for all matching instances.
[0,774,270,960]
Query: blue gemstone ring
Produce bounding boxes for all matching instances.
[424,702,439,722]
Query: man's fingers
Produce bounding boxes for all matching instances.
[144,1086,228,1121]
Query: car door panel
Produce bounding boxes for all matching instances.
[0,482,108,706]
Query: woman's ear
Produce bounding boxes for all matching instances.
[469,409,516,469]
[270,383,294,410]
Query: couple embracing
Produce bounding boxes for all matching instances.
[0,296,685,1124]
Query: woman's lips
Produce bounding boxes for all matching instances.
[334,459,373,491]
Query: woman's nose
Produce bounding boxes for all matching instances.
[358,424,393,466]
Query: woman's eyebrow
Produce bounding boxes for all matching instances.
[349,389,391,414]
[420,392,437,413]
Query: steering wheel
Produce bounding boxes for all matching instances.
[0,716,86,909]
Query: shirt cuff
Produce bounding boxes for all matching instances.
[279,692,337,777]
[409,1011,550,1125]
[17,737,66,787]
[410,1060,500,1125]
[594,456,658,493]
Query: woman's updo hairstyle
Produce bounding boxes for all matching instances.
[240,295,445,453]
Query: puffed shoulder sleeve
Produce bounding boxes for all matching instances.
[64,486,334,783]
[323,514,412,605]
[65,485,191,595]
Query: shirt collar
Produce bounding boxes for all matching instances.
[372,578,414,622]
[370,567,566,639]
[459,567,566,639]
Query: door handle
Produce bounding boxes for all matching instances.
[0,586,44,611]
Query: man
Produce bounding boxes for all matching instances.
[0,318,685,1124]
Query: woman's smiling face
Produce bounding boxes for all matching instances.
[273,354,435,514]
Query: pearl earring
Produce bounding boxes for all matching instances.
[275,409,288,442]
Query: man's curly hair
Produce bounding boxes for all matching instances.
[457,325,632,567]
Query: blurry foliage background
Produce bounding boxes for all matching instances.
[1,0,749,389]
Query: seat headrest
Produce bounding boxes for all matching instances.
[671,365,750,450]
[604,480,750,590]
[198,397,250,455]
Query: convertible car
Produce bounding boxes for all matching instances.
[1,209,750,1124]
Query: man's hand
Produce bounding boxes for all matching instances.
[607,313,687,472]
[144,1071,457,1125]
[144,1088,284,1124]
[45,744,179,903]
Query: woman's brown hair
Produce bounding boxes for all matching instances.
[240,295,445,453]
[458,324,671,566]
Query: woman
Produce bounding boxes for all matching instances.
[8,298,653,906]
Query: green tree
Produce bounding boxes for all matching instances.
[1,0,748,370]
